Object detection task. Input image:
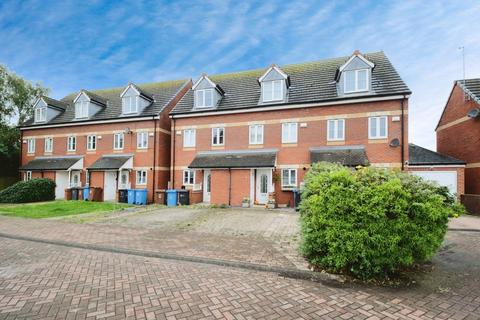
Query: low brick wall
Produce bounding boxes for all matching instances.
[461,194,480,216]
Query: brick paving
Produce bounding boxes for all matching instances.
[1,236,479,320]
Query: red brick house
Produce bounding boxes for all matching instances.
[19,80,191,202]
[436,79,480,195]
[169,51,411,207]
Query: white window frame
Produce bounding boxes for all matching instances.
[27,138,35,154]
[67,136,76,152]
[211,127,224,146]
[183,129,196,148]
[75,100,89,118]
[137,131,148,149]
[368,116,388,139]
[44,137,53,153]
[35,107,46,122]
[113,133,124,150]
[344,69,369,93]
[249,124,264,145]
[262,80,283,102]
[122,96,138,114]
[24,171,32,181]
[195,89,214,108]
[281,169,297,190]
[183,169,195,185]
[87,135,96,151]
[136,170,147,185]
[327,119,345,141]
[281,122,298,143]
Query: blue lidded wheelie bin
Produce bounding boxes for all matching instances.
[166,190,177,207]
[127,189,136,204]
[134,189,148,205]
[83,187,90,201]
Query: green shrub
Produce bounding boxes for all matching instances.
[300,162,464,280]
[0,178,56,203]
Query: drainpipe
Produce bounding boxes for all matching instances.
[171,118,176,189]
[401,96,406,171]
[228,168,232,206]
[152,116,157,201]
[19,130,23,180]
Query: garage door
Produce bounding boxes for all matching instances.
[55,171,69,199]
[411,171,457,195]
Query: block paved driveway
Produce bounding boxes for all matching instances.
[0,208,479,319]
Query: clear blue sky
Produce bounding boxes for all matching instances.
[0,0,479,149]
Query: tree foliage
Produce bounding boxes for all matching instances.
[300,162,465,280]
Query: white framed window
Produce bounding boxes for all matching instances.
[249,124,264,145]
[137,132,148,149]
[344,69,369,93]
[75,100,89,118]
[113,133,124,150]
[136,170,147,185]
[282,122,298,143]
[183,170,195,185]
[27,138,35,153]
[67,136,76,152]
[122,96,138,114]
[369,116,388,139]
[35,107,46,122]
[24,171,32,181]
[87,135,96,150]
[212,127,224,146]
[281,169,297,190]
[183,129,196,148]
[195,89,214,108]
[262,80,283,102]
[44,137,53,153]
[327,119,345,141]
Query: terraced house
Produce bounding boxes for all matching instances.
[19,80,191,202]
[170,51,411,207]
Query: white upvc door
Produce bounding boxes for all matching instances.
[255,169,272,204]
[70,171,81,187]
[203,170,211,203]
[55,171,69,199]
[104,171,117,201]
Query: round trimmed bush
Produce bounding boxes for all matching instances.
[300,162,464,280]
[0,178,56,203]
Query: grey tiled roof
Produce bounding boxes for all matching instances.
[88,155,132,170]
[457,78,480,104]
[171,51,411,115]
[310,145,369,167]
[409,144,465,166]
[80,90,108,106]
[42,96,68,110]
[189,150,277,168]
[22,80,189,127]
[20,156,82,171]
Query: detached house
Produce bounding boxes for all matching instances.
[169,51,411,207]
[20,80,191,202]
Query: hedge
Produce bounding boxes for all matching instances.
[300,162,464,280]
[0,178,56,203]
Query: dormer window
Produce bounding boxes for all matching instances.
[344,69,368,93]
[75,100,89,118]
[34,107,46,122]
[195,89,214,108]
[262,80,283,102]
[122,96,138,114]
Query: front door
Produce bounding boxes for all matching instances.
[255,169,271,204]
[55,171,69,199]
[104,171,117,201]
[203,170,211,203]
[70,171,81,187]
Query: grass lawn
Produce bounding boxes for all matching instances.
[0,200,131,219]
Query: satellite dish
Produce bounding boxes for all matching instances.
[389,138,400,147]
[467,108,480,119]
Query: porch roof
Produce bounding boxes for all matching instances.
[20,156,83,171]
[87,155,133,171]
[310,145,369,167]
[189,149,277,169]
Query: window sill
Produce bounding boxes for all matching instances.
[326,140,345,146]
[67,151,77,154]
[211,146,225,150]
[136,149,148,153]
[248,144,264,149]
[281,186,297,191]
[183,147,196,151]
[26,153,35,156]
[281,143,297,147]
[368,138,388,144]
[113,149,124,153]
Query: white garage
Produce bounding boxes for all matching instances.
[411,171,457,195]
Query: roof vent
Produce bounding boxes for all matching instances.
[467,108,480,119]
[389,138,400,147]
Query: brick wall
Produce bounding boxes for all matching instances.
[436,84,480,194]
